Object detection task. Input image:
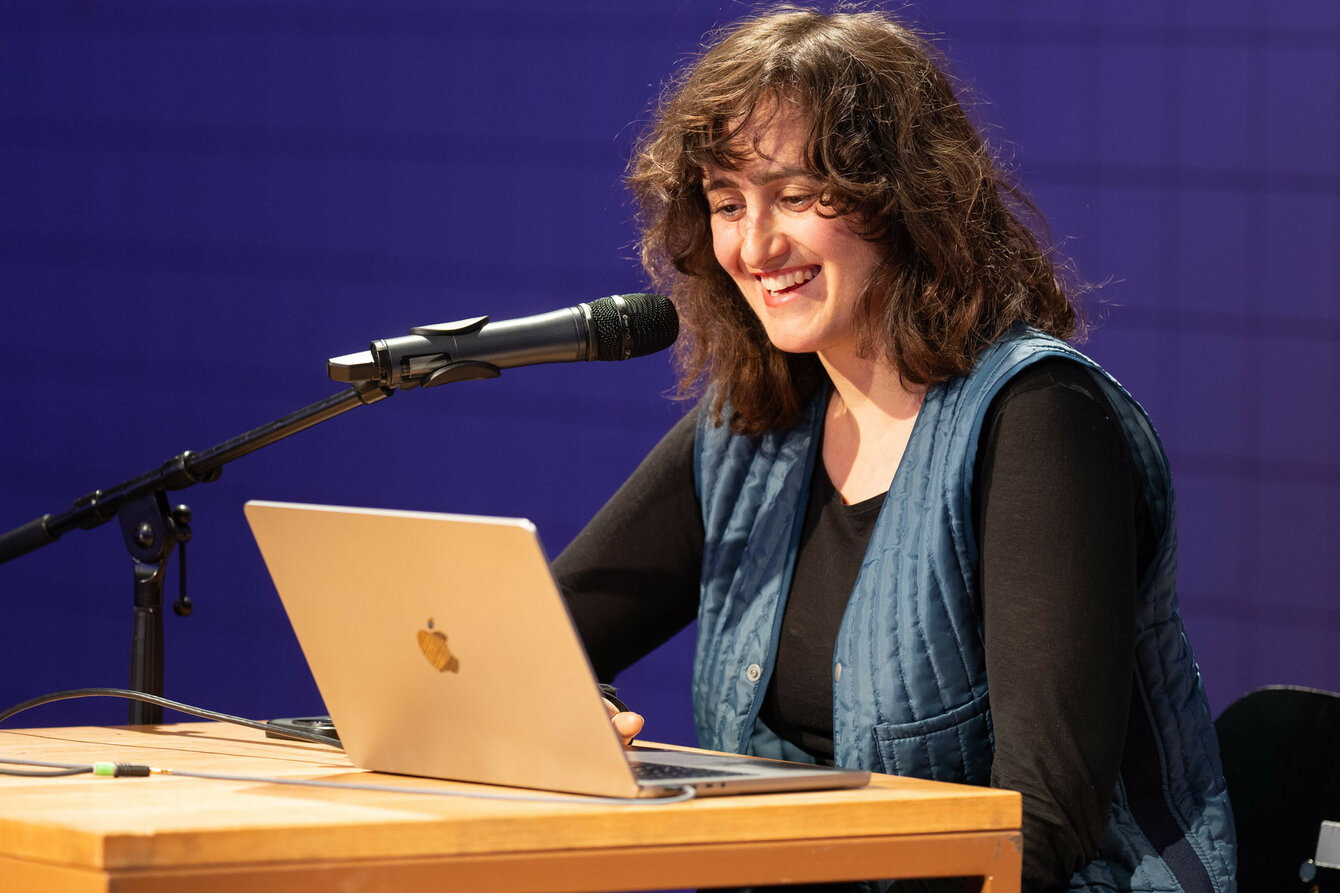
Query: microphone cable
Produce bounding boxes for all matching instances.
[0,687,341,747]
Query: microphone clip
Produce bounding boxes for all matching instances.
[327,316,502,390]
[418,361,501,388]
[402,317,503,388]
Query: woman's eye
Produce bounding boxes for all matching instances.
[780,193,817,210]
[711,201,744,219]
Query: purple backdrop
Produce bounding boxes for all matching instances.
[2,1,1337,748]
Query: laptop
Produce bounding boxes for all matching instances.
[243,500,871,799]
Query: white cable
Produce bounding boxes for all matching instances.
[1,757,696,805]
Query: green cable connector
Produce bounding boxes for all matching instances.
[92,762,151,777]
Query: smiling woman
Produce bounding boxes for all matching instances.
[628,7,1078,439]
[699,106,917,504]
[556,7,1237,893]
[701,108,880,362]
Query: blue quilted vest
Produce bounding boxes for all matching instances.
[692,329,1236,891]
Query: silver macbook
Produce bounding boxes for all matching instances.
[243,499,870,799]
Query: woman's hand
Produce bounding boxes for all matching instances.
[603,698,644,746]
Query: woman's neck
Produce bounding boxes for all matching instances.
[818,352,924,505]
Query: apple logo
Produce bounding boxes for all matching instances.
[416,618,460,673]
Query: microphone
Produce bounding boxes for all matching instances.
[327,293,678,389]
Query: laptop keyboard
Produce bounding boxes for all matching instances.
[631,761,740,781]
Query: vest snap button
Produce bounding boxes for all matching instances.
[745,663,762,682]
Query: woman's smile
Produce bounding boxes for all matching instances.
[758,264,820,300]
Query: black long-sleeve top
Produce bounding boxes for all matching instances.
[554,358,1152,892]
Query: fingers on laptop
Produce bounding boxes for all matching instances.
[603,698,645,746]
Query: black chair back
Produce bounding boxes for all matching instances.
[1216,686,1340,892]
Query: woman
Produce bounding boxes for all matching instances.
[555,7,1235,891]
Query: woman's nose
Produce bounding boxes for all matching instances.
[739,211,787,269]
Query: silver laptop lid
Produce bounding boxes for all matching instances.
[244,500,641,798]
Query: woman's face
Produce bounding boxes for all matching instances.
[703,111,882,363]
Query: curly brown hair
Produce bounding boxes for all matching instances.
[628,6,1083,436]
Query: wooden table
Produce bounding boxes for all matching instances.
[0,722,1021,892]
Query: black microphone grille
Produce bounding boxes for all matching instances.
[588,293,679,361]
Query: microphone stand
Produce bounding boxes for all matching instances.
[0,380,392,724]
